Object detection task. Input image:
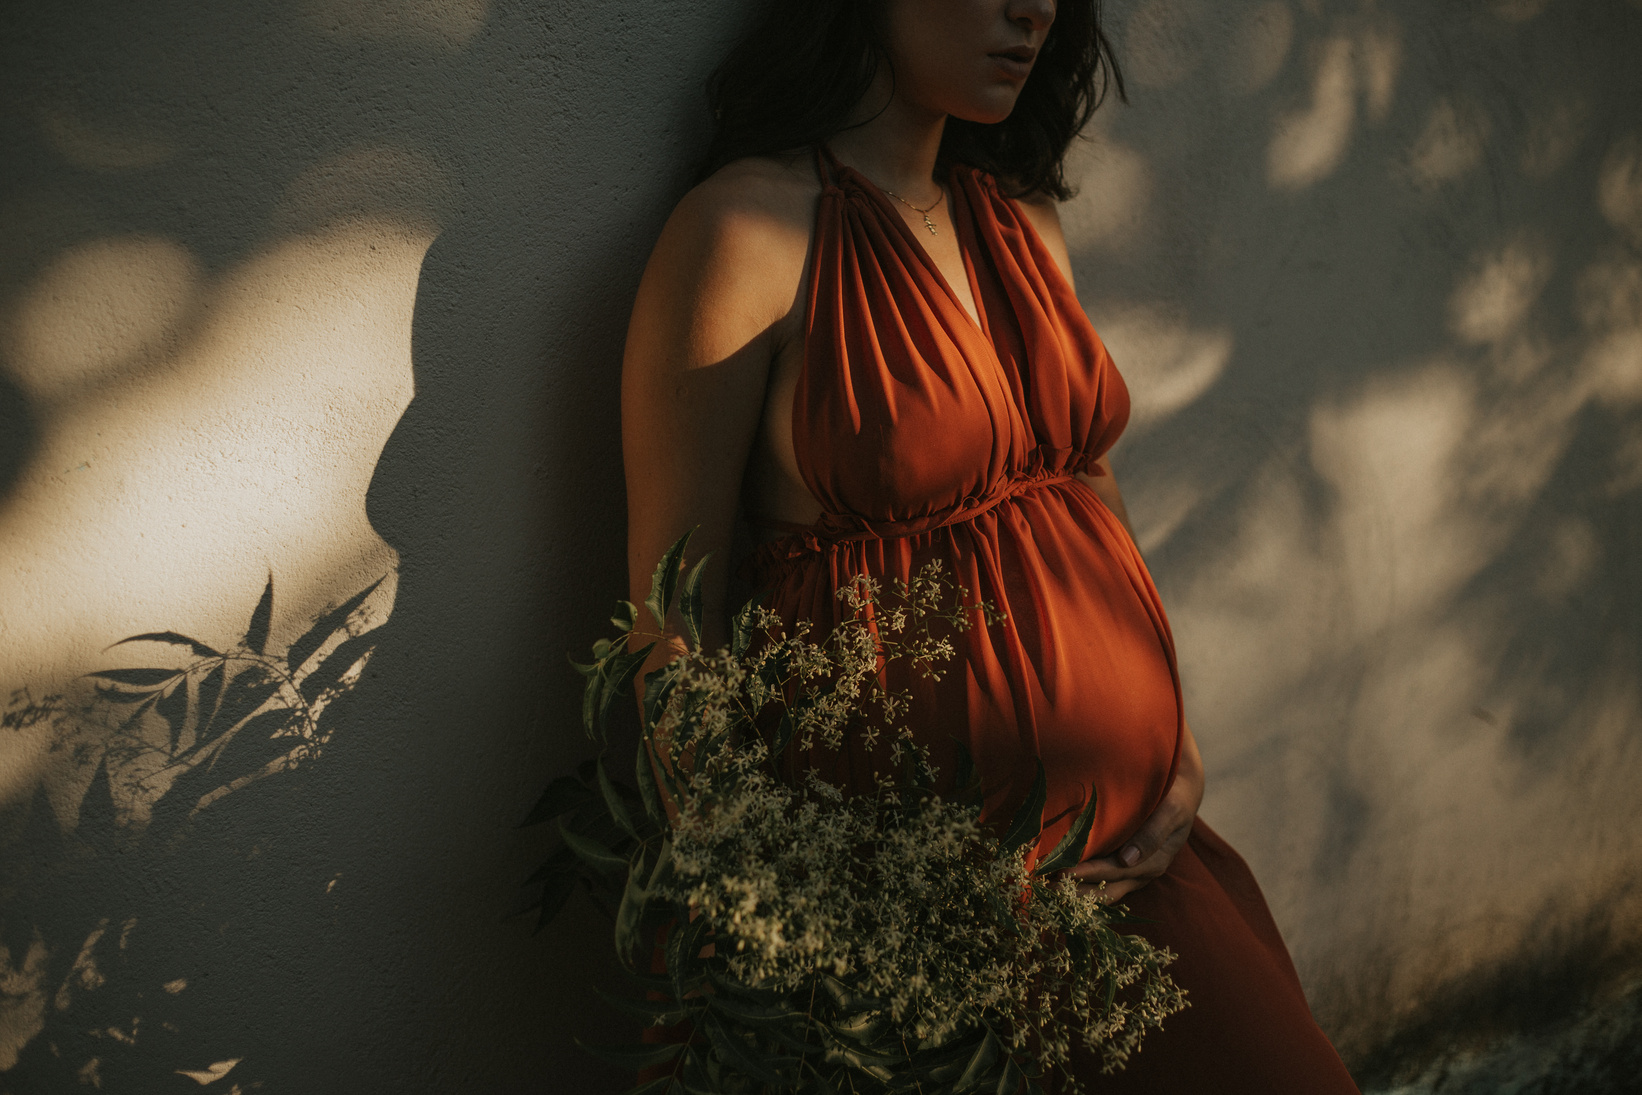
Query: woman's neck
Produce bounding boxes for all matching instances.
[827,74,949,204]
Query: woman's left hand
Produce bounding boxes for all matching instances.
[1066,721,1204,903]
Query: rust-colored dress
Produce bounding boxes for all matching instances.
[739,148,1361,1093]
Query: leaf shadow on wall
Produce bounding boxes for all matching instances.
[0,0,756,1090]
[1079,0,1642,1090]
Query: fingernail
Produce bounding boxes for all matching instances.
[1119,845,1140,867]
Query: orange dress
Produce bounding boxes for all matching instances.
[740,147,1361,1093]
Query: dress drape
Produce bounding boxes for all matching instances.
[735,146,1361,1093]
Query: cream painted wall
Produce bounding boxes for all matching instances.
[0,0,1637,1091]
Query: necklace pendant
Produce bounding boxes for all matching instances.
[923,214,937,235]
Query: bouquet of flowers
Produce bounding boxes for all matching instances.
[525,534,1185,1094]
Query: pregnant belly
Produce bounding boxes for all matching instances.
[946,481,1182,861]
[754,478,1184,865]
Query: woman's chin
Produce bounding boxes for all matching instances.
[947,90,1024,127]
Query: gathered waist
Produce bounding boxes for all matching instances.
[743,464,1092,584]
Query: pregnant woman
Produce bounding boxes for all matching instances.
[621,0,1360,1090]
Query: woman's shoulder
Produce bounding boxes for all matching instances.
[632,154,818,344]
[663,153,820,261]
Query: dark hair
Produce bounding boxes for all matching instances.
[698,1,1125,201]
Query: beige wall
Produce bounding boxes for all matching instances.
[0,0,1637,1091]
[1084,1,1642,1088]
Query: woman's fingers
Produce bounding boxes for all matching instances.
[1079,877,1141,903]
[1065,790,1198,900]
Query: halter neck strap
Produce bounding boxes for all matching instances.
[812,143,842,189]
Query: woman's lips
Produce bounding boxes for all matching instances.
[988,49,1035,80]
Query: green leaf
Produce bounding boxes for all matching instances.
[524,844,576,885]
[1064,927,1091,973]
[699,1010,793,1087]
[641,663,678,731]
[1034,782,1099,875]
[611,600,639,633]
[994,1056,1026,1095]
[614,859,653,968]
[634,741,665,826]
[646,837,675,890]
[668,916,712,1006]
[532,870,578,932]
[559,823,629,874]
[771,707,797,758]
[954,1029,1001,1093]
[243,574,274,655]
[830,1009,883,1042]
[574,1039,686,1070]
[707,994,805,1027]
[803,1060,840,1095]
[520,776,595,828]
[597,645,654,741]
[677,554,710,651]
[110,631,221,659]
[597,758,641,842]
[85,668,180,688]
[580,661,600,737]
[595,985,687,1028]
[729,593,763,659]
[998,759,1047,855]
[619,968,681,997]
[645,531,694,630]
[621,1074,684,1095]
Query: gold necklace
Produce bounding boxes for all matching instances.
[880,184,945,235]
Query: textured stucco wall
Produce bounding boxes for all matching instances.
[0,0,1638,1092]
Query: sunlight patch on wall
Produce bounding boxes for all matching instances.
[1598,133,1642,247]
[176,1057,240,1084]
[1491,0,1550,21]
[1168,465,1335,734]
[1533,517,1600,602]
[1061,140,1151,253]
[1357,19,1402,126]
[275,145,450,237]
[1128,475,1209,558]
[1309,365,1482,616]
[0,211,430,812]
[1520,96,1590,180]
[1223,2,1294,96]
[1446,236,1554,346]
[299,0,489,48]
[37,108,175,174]
[1167,309,1642,1053]
[2,235,201,406]
[1268,37,1357,189]
[0,930,49,1071]
[1094,303,1232,431]
[1403,98,1491,190]
[1575,250,1642,408]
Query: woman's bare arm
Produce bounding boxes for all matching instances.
[622,161,811,675]
[1016,192,1204,898]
